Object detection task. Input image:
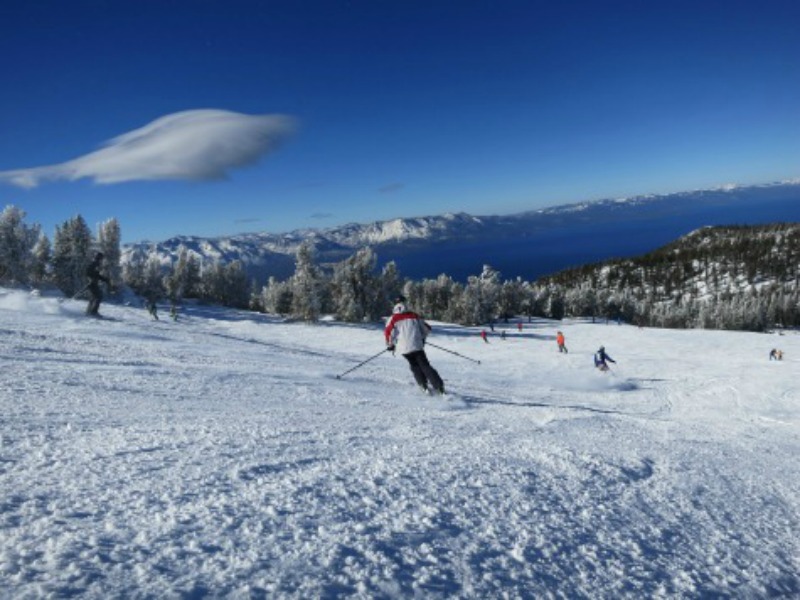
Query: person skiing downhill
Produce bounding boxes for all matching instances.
[556,331,568,353]
[384,296,446,395]
[85,252,110,316]
[594,346,616,371]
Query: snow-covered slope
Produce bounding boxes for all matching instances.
[1,289,798,597]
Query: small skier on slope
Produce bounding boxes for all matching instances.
[384,296,446,395]
[556,331,568,353]
[594,346,616,371]
[85,252,110,316]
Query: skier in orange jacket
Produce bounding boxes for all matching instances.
[556,331,568,353]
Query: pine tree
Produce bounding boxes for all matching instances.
[290,241,323,322]
[261,276,293,315]
[141,248,165,304]
[331,247,380,322]
[199,260,225,304]
[0,205,41,286]
[163,245,199,304]
[461,265,501,325]
[122,247,147,294]
[30,232,51,287]
[52,215,93,296]
[97,218,122,295]
[222,261,250,308]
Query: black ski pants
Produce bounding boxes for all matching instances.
[86,283,103,315]
[403,350,444,393]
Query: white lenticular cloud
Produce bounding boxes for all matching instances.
[0,109,296,188]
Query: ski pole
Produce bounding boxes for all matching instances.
[426,342,481,364]
[335,348,391,380]
[59,284,90,303]
[73,284,90,299]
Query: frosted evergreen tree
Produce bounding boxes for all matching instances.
[183,249,201,299]
[417,274,460,321]
[141,248,165,304]
[461,265,501,325]
[222,260,251,308]
[261,276,293,315]
[199,260,225,304]
[97,219,122,295]
[30,232,51,288]
[122,247,147,294]
[0,205,41,286]
[200,260,249,308]
[496,279,523,321]
[164,245,200,304]
[331,247,380,322]
[290,241,323,322]
[377,260,402,314]
[52,215,94,296]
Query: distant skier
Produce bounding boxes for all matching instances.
[769,349,784,361]
[384,296,446,395]
[556,331,568,353]
[170,303,179,321]
[517,322,523,333]
[85,252,110,316]
[594,346,616,371]
[147,300,159,321]
[481,330,489,343]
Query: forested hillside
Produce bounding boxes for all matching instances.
[532,223,800,330]
[3,203,798,331]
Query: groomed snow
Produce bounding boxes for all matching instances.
[1,289,798,598]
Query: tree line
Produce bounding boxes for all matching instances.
[531,223,800,331]
[2,205,798,331]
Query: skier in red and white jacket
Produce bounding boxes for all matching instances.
[384,296,446,395]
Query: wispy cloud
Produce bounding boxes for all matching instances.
[378,182,405,193]
[0,109,296,188]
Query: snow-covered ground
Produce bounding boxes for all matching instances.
[1,288,798,598]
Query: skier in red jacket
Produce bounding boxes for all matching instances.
[384,296,445,395]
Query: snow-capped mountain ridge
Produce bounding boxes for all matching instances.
[123,180,800,282]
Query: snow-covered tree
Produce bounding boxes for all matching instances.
[0,205,41,286]
[141,247,165,303]
[260,276,293,315]
[29,232,51,287]
[290,242,323,322]
[52,215,94,296]
[331,247,381,322]
[164,245,201,304]
[97,219,122,295]
[460,265,501,325]
[377,260,403,315]
[198,260,249,308]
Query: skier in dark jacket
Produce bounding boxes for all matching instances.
[594,346,616,371]
[384,296,446,395]
[85,252,110,316]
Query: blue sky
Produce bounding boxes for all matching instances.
[0,0,798,243]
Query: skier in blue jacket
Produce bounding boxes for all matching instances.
[594,346,616,371]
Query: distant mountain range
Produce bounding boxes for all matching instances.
[123,180,800,283]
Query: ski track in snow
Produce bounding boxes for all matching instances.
[1,290,799,598]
